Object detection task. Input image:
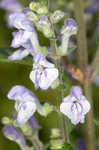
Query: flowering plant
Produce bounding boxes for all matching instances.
[0,0,99,150]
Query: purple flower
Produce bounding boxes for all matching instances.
[8,85,45,124]
[0,0,22,12]
[60,19,77,36]
[3,125,26,150]
[29,52,59,90]
[60,86,90,125]
[59,18,77,55]
[8,12,40,60]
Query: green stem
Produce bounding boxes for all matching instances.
[74,0,96,149]
[50,39,69,142]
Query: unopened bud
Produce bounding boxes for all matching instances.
[50,10,65,24]
[25,10,38,23]
[43,103,54,116]
[50,140,63,149]
[36,16,54,38]
[60,18,77,36]
[2,117,12,125]
[50,128,61,139]
[29,2,48,15]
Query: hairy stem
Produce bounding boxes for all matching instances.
[74,0,88,75]
[74,0,96,149]
[84,83,96,150]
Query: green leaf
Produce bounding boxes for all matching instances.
[62,142,73,150]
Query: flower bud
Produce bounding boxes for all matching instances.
[36,16,51,30]
[2,117,12,125]
[29,2,48,15]
[50,10,65,24]
[3,125,26,149]
[50,140,63,149]
[36,16,54,38]
[50,128,61,139]
[29,2,40,11]
[59,18,77,55]
[25,10,38,23]
[43,103,54,116]
[60,18,77,36]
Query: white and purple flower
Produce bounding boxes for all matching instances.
[59,19,77,55]
[30,52,59,90]
[8,85,45,124]
[8,12,40,60]
[60,86,90,125]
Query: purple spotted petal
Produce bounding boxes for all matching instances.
[3,125,26,149]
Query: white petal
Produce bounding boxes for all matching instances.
[70,104,81,125]
[8,49,29,60]
[29,70,40,89]
[17,101,36,124]
[39,68,59,90]
[60,102,73,120]
[79,96,91,115]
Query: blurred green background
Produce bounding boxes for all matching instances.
[0,0,99,149]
